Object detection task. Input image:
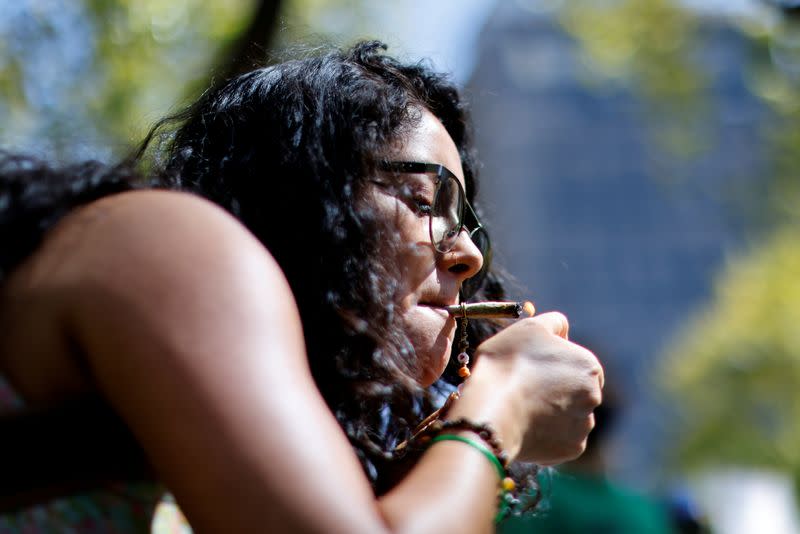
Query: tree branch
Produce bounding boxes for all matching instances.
[217,0,284,82]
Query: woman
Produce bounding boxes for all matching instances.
[0,41,603,532]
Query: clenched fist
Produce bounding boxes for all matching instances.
[450,312,604,465]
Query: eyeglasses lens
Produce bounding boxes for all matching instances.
[430,175,464,252]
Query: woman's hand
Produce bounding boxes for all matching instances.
[451,312,603,465]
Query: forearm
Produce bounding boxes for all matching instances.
[377,435,503,534]
[377,358,523,534]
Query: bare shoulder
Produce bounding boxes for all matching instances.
[49,190,380,532]
[53,189,294,316]
[53,189,304,362]
[3,189,300,401]
[61,189,279,281]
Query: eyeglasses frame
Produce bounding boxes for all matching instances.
[378,161,492,299]
[378,161,487,254]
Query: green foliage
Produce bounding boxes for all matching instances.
[563,1,800,486]
[0,0,255,158]
[747,18,800,225]
[662,226,800,478]
[559,0,710,160]
[87,0,257,140]
[656,10,800,483]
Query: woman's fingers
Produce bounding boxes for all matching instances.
[528,311,569,340]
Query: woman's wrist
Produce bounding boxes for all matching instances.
[446,355,526,462]
[428,432,516,523]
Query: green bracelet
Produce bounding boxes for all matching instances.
[430,434,506,481]
[430,434,512,523]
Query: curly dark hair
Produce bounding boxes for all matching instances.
[0,152,145,279]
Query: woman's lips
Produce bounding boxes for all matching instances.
[418,303,453,320]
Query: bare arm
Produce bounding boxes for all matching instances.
[58,190,599,533]
[64,191,383,532]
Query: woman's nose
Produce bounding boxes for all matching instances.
[439,228,483,281]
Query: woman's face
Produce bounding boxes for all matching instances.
[369,109,484,386]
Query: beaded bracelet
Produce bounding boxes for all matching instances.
[434,418,511,468]
[401,416,512,472]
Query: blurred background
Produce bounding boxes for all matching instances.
[3,0,800,532]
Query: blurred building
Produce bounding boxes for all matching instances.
[467,2,767,488]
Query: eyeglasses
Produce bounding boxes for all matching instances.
[379,161,492,299]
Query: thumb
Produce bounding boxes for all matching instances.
[530,311,570,340]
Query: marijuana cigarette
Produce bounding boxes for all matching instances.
[442,301,535,319]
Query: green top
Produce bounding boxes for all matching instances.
[498,469,676,534]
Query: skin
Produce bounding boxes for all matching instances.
[0,111,603,533]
